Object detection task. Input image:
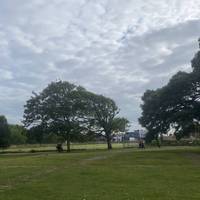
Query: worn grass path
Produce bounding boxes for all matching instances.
[0,147,200,200]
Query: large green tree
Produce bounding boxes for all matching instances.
[24,81,127,151]
[23,81,88,152]
[84,93,120,149]
[0,115,10,148]
[139,39,200,142]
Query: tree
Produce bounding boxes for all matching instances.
[24,80,126,151]
[23,81,88,152]
[139,89,167,144]
[139,39,200,142]
[85,93,120,150]
[139,72,196,143]
[0,115,10,148]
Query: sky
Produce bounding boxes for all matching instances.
[0,0,200,129]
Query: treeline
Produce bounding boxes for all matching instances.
[140,39,200,144]
[0,116,66,147]
[0,81,129,151]
[0,119,100,147]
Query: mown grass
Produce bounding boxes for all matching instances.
[0,143,130,153]
[0,147,200,200]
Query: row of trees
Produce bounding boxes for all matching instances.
[0,82,129,150]
[23,81,129,151]
[0,118,65,148]
[0,116,37,148]
[139,39,200,143]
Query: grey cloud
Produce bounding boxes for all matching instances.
[0,0,200,129]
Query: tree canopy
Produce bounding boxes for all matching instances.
[23,81,128,150]
[83,92,120,149]
[23,81,88,151]
[139,39,200,143]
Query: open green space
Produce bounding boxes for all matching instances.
[0,147,200,200]
[0,143,133,153]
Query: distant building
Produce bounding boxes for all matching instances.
[123,130,146,142]
[112,132,124,142]
[112,130,147,142]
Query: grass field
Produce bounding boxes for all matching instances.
[0,146,200,200]
[0,143,128,153]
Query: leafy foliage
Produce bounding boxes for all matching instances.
[83,93,120,149]
[9,125,27,145]
[139,39,200,143]
[23,81,88,151]
[23,81,128,150]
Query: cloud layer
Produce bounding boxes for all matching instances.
[0,0,200,128]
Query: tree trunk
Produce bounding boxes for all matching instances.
[106,133,112,150]
[66,133,71,152]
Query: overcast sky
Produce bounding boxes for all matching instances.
[0,0,200,129]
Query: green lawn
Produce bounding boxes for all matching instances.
[0,147,200,200]
[0,143,131,153]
